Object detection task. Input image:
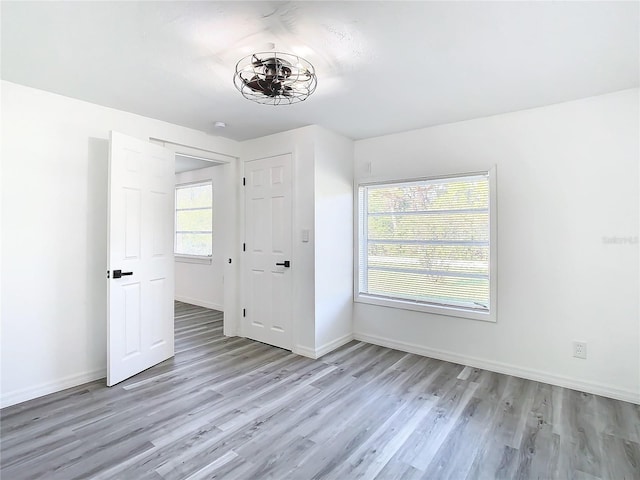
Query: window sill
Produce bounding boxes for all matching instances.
[175,255,212,265]
[355,293,496,323]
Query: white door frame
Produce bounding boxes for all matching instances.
[150,138,240,338]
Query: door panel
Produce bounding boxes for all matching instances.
[244,154,293,350]
[124,188,141,258]
[108,131,175,386]
[123,283,141,356]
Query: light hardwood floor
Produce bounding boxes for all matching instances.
[2,302,639,479]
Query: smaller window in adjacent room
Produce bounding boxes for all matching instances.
[356,168,496,322]
[175,181,213,257]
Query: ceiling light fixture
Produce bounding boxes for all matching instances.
[233,51,317,105]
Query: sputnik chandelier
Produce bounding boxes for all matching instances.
[233,51,317,105]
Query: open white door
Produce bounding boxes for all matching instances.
[244,154,293,350]
[107,131,175,386]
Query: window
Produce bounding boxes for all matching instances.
[175,181,213,257]
[356,169,496,321]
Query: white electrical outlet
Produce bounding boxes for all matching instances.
[573,341,587,359]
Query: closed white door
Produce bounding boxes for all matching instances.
[107,131,175,386]
[244,154,293,350]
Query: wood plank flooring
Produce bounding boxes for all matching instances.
[2,302,639,479]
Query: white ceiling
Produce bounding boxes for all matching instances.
[2,1,638,142]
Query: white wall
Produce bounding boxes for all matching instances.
[174,165,226,311]
[1,81,240,407]
[314,128,354,354]
[353,89,639,403]
[3,80,635,407]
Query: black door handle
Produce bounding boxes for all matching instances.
[275,261,291,268]
[112,269,133,279]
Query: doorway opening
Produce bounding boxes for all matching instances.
[152,138,239,343]
[174,154,225,311]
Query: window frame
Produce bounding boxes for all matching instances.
[354,167,497,322]
[174,180,214,264]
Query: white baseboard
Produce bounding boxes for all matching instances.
[1,368,106,409]
[316,333,354,358]
[354,332,640,405]
[293,333,355,360]
[175,296,223,312]
[293,344,317,359]
[6,334,635,409]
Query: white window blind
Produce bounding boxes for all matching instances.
[358,172,492,315]
[175,181,213,256]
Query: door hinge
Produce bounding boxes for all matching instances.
[243,243,246,252]
[243,177,246,186]
[106,270,110,279]
[243,308,246,317]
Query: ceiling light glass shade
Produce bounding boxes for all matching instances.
[233,52,317,105]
